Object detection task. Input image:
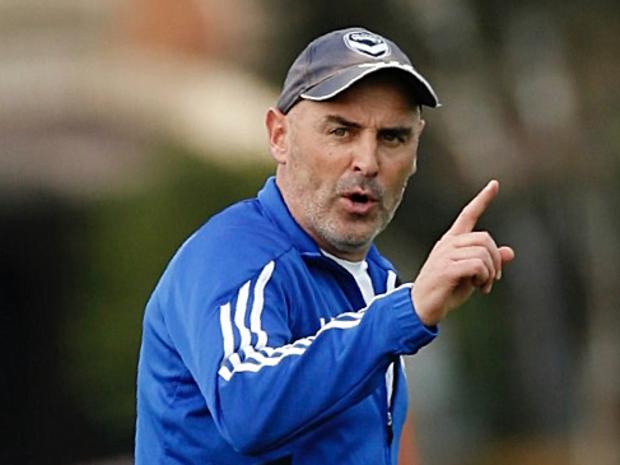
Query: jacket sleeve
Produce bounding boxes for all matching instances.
[166,255,437,456]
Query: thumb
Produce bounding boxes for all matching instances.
[499,246,515,264]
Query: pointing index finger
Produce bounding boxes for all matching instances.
[448,180,500,235]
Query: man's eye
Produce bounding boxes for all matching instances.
[382,132,405,143]
[330,127,349,137]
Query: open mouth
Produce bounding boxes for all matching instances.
[349,192,371,204]
[341,191,379,214]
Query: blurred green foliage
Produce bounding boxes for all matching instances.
[60,144,272,454]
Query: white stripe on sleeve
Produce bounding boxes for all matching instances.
[218,365,232,381]
[218,263,412,381]
[219,302,234,358]
[224,311,364,379]
[234,280,252,349]
[250,261,274,348]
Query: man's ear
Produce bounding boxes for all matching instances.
[415,118,426,139]
[265,107,289,164]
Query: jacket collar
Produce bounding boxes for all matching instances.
[257,177,395,272]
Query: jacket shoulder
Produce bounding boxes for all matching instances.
[169,198,294,290]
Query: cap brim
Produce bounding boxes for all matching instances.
[300,62,440,108]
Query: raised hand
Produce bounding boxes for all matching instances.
[411,180,515,327]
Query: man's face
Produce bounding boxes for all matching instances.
[269,75,425,260]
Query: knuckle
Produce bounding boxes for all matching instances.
[438,236,454,250]
[478,231,498,251]
[477,260,490,277]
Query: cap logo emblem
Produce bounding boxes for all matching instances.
[344,31,390,58]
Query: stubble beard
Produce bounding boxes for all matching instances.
[302,177,402,256]
[284,134,408,257]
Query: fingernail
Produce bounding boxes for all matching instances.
[496,270,502,281]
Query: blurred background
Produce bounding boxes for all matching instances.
[1,0,618,464]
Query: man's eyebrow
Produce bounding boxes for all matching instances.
[323,115,362,128]
[379,126,413,136]
[322,115,414,136]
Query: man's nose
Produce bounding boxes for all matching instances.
[352,135,379,176]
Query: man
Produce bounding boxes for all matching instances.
[135,27,514,465]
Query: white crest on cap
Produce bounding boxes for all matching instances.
[343,31,390,58]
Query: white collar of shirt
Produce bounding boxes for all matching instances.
[320,250,375,306]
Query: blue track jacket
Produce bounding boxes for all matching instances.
[135,177,438,464]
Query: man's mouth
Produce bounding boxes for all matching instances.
[340,190,379,214]
[349,193,369,204]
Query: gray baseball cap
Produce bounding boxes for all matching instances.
[276,27,440,114]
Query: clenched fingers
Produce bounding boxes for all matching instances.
[449,245,496,289]
[449,258,492,289]
[452,231,503,282]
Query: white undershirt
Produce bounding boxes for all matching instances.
[320,250,375,305]
[321,250,396,411]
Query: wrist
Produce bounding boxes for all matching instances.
[410,285,440,327]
